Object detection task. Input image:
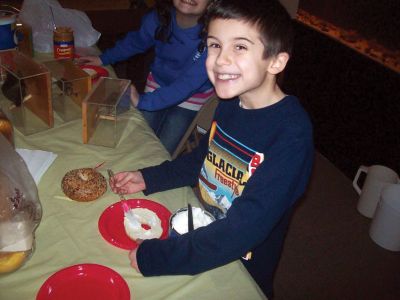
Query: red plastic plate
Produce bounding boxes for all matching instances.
[98,199,171,250]
[36,264,130,300]
[79,65,109,82]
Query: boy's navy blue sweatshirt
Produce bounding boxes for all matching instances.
[137,96,314,276]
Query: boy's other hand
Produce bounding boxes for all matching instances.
[109,171,146,195]
[128,243,142,273]
[76,55,102,66]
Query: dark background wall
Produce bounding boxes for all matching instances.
[299,0,400,51]
[282,22,400,179]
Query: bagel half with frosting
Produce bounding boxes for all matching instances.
[124,208,163,241]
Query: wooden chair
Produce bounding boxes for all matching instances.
[172,96,219,159]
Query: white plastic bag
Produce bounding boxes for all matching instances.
[19,0,101,53]
[0,135,42,274]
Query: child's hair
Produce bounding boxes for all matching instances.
[154,0,213,46]
[154,0,173,42]
[203,0,294,58]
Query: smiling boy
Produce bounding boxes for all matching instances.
[206,19,289,109]
[110,0,314,297]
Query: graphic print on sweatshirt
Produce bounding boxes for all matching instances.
[199,121,264,219]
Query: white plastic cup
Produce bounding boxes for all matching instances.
[353,165,399,218]
[369,184,400,251]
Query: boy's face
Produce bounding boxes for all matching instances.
[206,18,271,101]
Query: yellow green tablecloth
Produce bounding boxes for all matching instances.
[0,81,266,299]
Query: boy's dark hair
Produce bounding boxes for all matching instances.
[203,0,294,58]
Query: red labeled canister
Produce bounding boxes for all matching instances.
[53,27,74,59]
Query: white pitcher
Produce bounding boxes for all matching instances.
[353,165,399,218]
[369,184,400,251]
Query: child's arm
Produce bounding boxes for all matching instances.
[136,137,314,276]
[139,131,211,194]
[136,52,213,111]
[99,11,159,66]
[108,107,216,196]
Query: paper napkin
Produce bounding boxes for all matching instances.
[16,148,58,184]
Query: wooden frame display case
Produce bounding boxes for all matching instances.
[44,59,91,122]
[0,49,52,135]
[82,77,131,148]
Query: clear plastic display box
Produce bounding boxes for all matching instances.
[43,59,91,122]
[82,77,131,148]
[0,49,52,135]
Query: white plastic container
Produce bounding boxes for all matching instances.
[353,165,399,218]
[169,206,215,236]
[369,184,400,251]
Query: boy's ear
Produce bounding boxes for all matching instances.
[268,52,290,75]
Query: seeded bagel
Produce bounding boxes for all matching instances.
[61,168,106,202]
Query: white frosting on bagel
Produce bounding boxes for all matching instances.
[124,208,162,240]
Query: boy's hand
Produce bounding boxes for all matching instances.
[109,171,146,195]
[76,55,102,66]
[129,84,140,107]
[128,240,142,273]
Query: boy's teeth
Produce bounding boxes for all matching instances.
[218,74,239,80]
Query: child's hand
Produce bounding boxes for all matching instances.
[128,243,142,273]
[129,84,140,107]
[109,171,146,195]
[76,55,102,66]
